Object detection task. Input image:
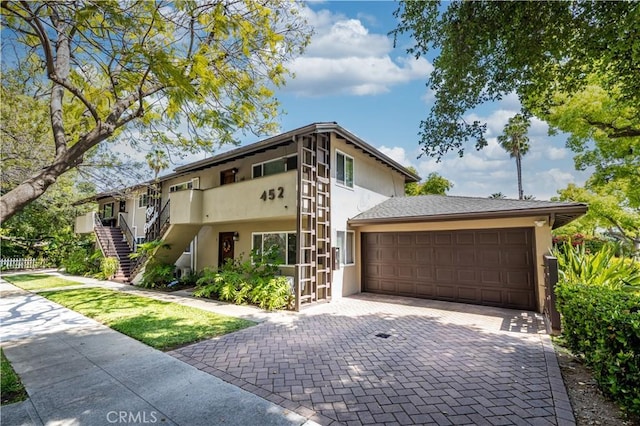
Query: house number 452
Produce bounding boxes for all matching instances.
[260,187,284,201]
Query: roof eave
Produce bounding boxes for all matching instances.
[348,205,588,228]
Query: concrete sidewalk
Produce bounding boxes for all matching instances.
[0,281,317,426]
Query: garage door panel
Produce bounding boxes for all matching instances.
[503,251,531,267]
[397,248,415,263]
[397,265,413,279]
[435,249,454,265]
[456,249,477,265]
[455,232,475,245]
[435,268,455,282]
[436,285,456,299]
[505,271,532,288]
[480,270,502,286]
[363,228,536,310]
[397,234,413,245]
[458,287,479,302]
[480,289,504,305]
[457,269,478,283]
[416,267,434,280]
[478,231,500,245]
[396,281,415,295]
[434,233,453,245]
[503,229,530,245]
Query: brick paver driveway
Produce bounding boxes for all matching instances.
[170,294,574,426]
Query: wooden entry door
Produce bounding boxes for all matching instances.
[218,232,235,267]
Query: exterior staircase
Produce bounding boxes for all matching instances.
[95,226,134,283]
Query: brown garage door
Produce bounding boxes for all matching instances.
[362,228,536,310]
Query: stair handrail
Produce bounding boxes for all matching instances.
[118,213,136,253]
[158,199,171,237]
[93,212,116,259]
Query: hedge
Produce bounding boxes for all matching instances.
[556,282,640,415]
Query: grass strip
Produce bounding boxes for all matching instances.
[40,287,255,350]
[3,274,82,290]
[1,349,27,405]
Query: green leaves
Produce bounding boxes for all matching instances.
[0,0,311,220]
[392,1,639,159]
[555,281,640,415]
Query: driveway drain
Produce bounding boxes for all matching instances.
[375,333,391,339]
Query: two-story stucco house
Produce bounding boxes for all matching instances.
[76,122,587,312]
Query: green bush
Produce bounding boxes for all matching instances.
[100,257,119,279]
[193,249,292,310]
[552,242,640,290]
[62,246,102,276]
[138,260,175,288]
[556,282,640,415]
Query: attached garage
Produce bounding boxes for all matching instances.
[362,228,536,310]
[350,195,588,312]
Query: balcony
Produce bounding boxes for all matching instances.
[169,170,297,225]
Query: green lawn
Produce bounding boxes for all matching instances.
[1,349,27,405]
[40,288,255,350]
[3,274,82,290]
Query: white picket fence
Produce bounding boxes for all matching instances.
[0,257,50,271]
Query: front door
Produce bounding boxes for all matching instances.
[218,232,235,267]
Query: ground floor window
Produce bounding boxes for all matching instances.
[252,232,296,265]
[337,230,355,265]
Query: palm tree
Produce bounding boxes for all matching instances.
[498,114,531,200]
[145,149,169,180]
[489,192,506,199]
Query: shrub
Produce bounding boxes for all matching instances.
[62,246,102,276]
[100,257,119,279]
[555,282,640,416]
[552,242,640,290]
[193,248,292,310]
[138,260,175,288]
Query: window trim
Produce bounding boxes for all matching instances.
[251,230,297,266]
[336,150,354,189]
[251,154,298,179]
[336,230,355,266]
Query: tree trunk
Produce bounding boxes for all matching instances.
[1,166,67,222]
[516,153,523,200]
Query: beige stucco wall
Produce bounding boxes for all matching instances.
[196,219,297,277]
[352,216,554,312]
[329,134,408,299]
[74,212,95,234]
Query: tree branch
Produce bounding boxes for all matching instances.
[584,118,640,139]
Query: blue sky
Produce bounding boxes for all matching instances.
[257,1,589,201]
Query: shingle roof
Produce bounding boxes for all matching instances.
[349,195,587,229]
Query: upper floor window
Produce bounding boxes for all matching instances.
[169,178,199,193]
[102,202,114,219]
[336,151,354,188]
[252,155,297,179]
[138,194,148,208]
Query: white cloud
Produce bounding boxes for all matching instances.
[546,147,568,160]
[284,7,432,96]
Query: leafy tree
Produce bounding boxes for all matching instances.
[556,182,639,254]
[392,1,639,159]
[0,1,311,221]
[405,168,453,196]
[488,193,506,199]
[0,172,96,264]
[539,76,640,207]
[497,114,531,200]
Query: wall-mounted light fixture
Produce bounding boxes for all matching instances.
[534,220,546,228]
[233,232,239,241]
